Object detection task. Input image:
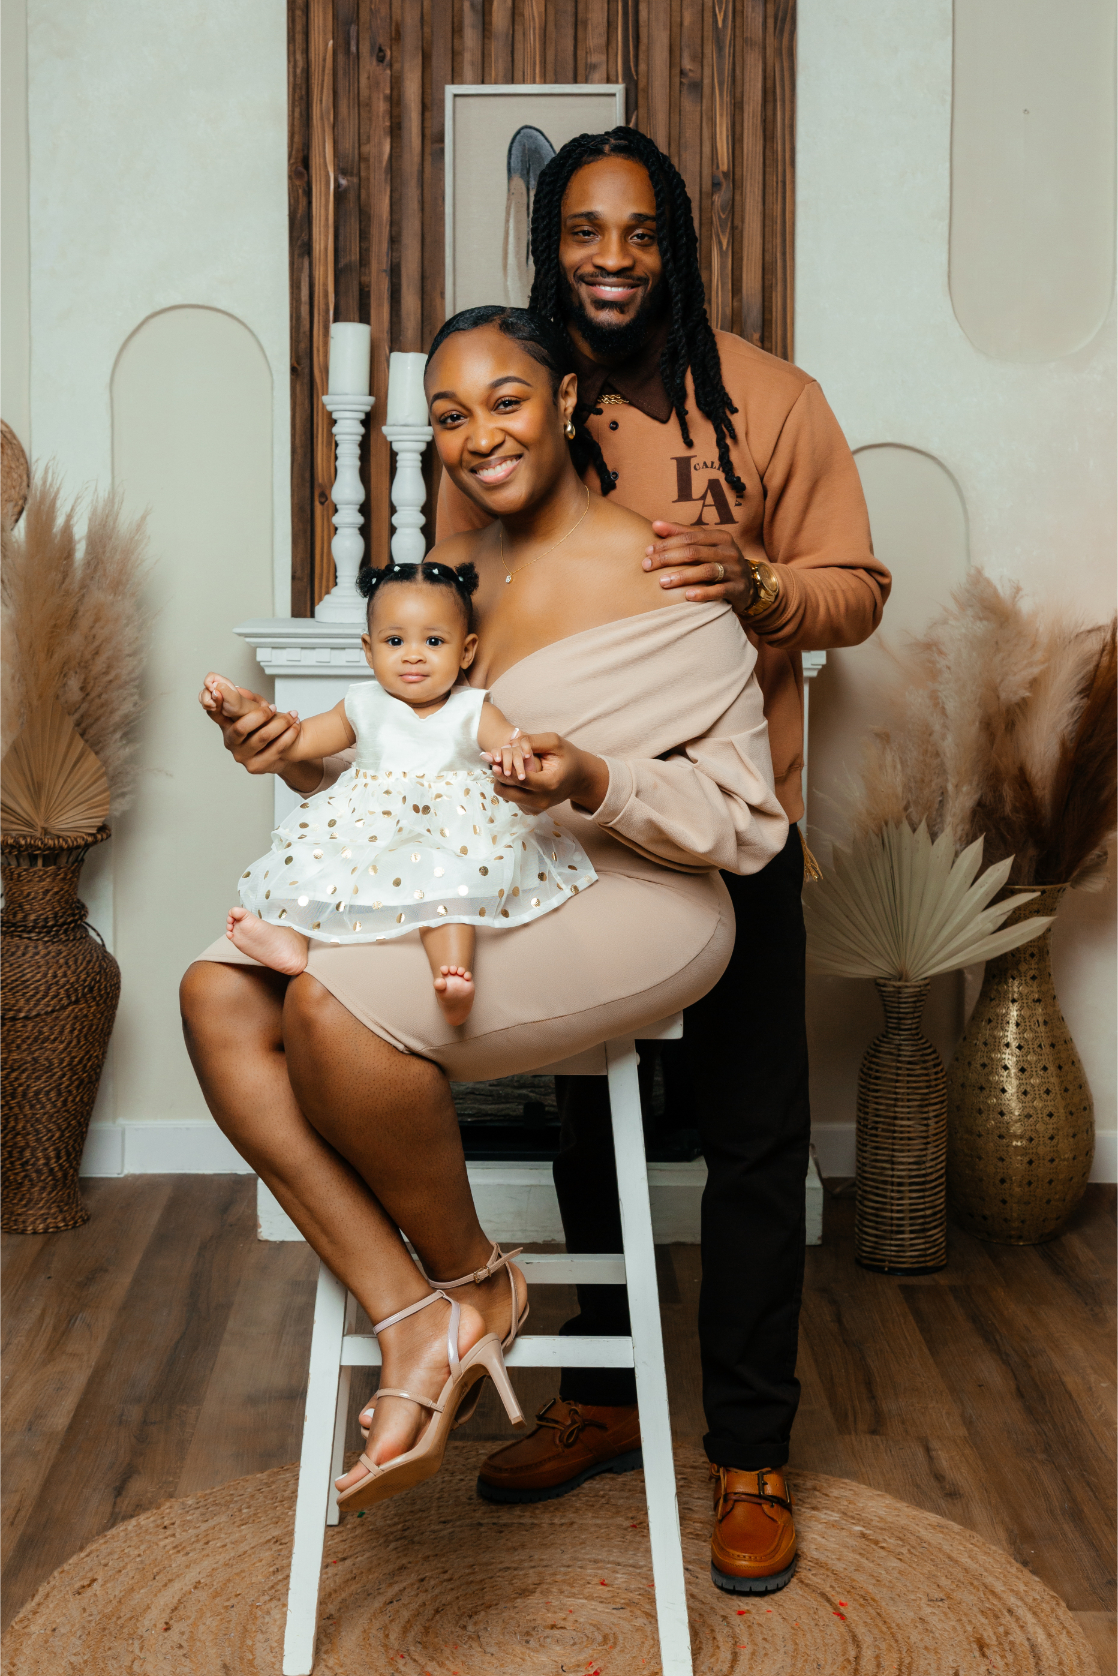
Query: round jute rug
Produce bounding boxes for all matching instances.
[3,1442,1094,1675]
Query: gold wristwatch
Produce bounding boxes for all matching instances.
[743,559,781,617]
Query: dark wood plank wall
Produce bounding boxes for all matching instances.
[288,0,796,614]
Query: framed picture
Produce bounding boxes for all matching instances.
[445,84,627,317]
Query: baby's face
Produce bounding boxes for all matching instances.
[361,583,477,706]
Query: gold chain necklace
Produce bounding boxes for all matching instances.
[499,486,591,585]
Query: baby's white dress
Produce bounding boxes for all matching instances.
[238,680,597,943]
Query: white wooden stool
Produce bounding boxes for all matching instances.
[282,1014,693,1676]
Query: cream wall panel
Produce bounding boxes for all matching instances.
[797,0,1116,1141]
[1,0,30,447]
[26,0,289,611]
[950,0,1116,362]
[110,307,274,1125]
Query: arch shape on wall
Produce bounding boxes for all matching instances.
[949,0,1116,363]
[852,444,969,637]
[109,304,275,1125]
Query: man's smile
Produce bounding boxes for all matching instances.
[578,273,645,307]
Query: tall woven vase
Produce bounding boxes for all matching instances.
[855,979,947,1274]
[947,887,1093,1245]
[1,829,120,1233]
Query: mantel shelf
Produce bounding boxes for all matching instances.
[235,617,365,677]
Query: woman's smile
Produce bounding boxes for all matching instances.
[472,453,524,487]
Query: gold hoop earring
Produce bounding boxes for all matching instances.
[564,420,576,439]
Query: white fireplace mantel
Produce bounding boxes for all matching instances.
[235,616,366,824]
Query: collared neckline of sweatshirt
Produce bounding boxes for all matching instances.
[435,328,891,826]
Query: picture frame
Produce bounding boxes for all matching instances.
[444,84,627,318]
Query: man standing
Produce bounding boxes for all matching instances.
[437,129,890,1595]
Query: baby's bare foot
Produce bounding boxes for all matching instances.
[226,906,308,976]
[433,963,474,1026]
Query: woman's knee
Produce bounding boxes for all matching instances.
[179,959,282,1046]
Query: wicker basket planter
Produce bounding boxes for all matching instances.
[947,887,1093,1245]
[1,828,120,1233]
[855,978,948,1274]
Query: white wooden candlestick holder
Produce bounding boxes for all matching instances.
[382,422,434,563]
[315,393,375,624]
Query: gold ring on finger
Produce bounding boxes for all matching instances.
[714,562,726,583]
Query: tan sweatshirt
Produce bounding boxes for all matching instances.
[435,331,890,824]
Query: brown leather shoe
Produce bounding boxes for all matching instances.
[477,1398,641,1503]
[709,1464,798,1594]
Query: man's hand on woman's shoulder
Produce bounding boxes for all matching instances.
[641,520,754,614]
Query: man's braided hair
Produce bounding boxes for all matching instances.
[528,126,746,497]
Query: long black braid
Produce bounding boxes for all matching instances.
[528,127,746,498]
[427,305,615,496]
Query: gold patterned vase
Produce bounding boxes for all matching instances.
[947,887,1093,1245]
[855,979,947,1274]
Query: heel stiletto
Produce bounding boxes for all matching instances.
[336,1288,524,1515]
[360,1244,528,1435]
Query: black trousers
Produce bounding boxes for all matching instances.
[552,825,811,1470]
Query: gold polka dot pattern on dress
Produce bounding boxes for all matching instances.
[436,904,447,915]
[242,871,251,879]
[531,897,540,908]
[479,866,488,876]
[478,907,486,917]
[392,877,402,887]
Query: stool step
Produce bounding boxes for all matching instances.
[339,1333,635,1369]
[517,1253,626,1284]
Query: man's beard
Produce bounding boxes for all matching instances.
[561,273,665,361]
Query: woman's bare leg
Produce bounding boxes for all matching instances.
[280,973,527,1458]
[419,923,476,1025]
[179,961,522,1482]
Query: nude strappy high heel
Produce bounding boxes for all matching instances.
[359,1244,528,1436]
[336,1288,524,1515]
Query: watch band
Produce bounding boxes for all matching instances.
[744,560,781,618]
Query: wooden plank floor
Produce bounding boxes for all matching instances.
[3,1177,1114,1671]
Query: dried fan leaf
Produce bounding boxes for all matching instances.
[805,821,1052,982]
[0,701,111,837]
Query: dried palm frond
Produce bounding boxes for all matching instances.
[851,570,1117,887]
[804,821,1052,982]
[1,467,150,817]
[1,702,111,837]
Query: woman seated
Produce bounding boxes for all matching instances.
[180,306,787,1511]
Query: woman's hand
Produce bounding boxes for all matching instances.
[642,519,753,613]
[486,732,609,815]
[198,675,320,792]
[481,729,542,784]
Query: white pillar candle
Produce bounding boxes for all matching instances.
[386,351,429,425]
[327,323,371,395]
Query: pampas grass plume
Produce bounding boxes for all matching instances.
[851,570,1116,888]
[2,467,151,814]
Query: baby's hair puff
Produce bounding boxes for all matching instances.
[358,559,480,632]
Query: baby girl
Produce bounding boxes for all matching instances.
[202,559,595,1024]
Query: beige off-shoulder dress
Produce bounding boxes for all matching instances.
[195,602,788,1080]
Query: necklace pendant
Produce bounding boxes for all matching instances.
[505,574,512,584]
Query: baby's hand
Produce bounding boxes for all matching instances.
[482,728,541,783]
[200,673,262,720]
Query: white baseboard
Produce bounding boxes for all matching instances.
[80,1120,254,1177]
[809,1124,1117,1185]
[81,1118,1117,1194]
